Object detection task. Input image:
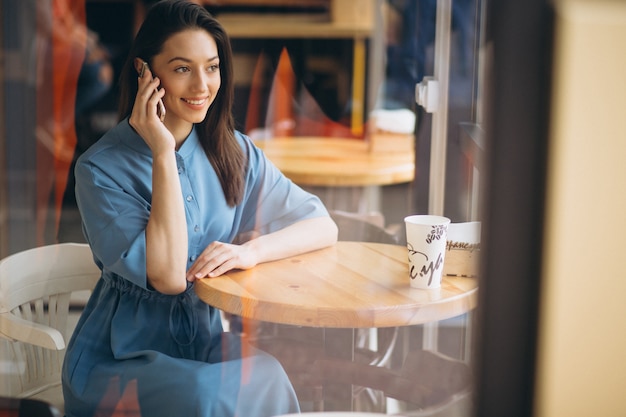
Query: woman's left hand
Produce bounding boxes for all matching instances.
[186,241,258,281]
[187,217,338,282]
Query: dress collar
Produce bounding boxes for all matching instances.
[176,126,201,159]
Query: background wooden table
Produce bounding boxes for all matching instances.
[255,137,415,214]
[254,138,415,187]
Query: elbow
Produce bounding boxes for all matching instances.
[150,278,188,295]
[325,216,339,246]
[147,269,188,295]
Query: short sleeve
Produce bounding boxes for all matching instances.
[236,134,329,237]
[74,140,153,289]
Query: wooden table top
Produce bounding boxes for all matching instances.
[254,137,415,187]
[195,242,478,328]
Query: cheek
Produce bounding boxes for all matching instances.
[213,77,221,91]
[159,82,175,101]
[209,78,221,101]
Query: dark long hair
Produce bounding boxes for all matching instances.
[118,0,245,206]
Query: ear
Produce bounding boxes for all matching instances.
[134,58,147,77]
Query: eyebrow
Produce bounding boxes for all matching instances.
[167,55,219,64]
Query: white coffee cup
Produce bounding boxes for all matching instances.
[404,215,451,289]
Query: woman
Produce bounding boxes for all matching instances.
[61,1,338,416]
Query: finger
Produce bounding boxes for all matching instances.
[136,74,158,97]
[147,85,165,114]
[132,79,159,122]
[186,243,220,280]
[188,262,216,281]
[140,63,150,79]
[135,84,165,125]
[196,245,237,278]
[194,254,228,279]
[207,258,237,278]
[142,78,162,101]
[186,261,204,281]
[137,70,155,92]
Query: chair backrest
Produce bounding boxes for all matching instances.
[0,396,62,417]
[0,243,100,398]
[313,349,472,410]
[398,349,472,406]
[330,210,399,244]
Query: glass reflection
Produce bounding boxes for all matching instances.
[1,1,486,415]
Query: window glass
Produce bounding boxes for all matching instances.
[0,1,486,415]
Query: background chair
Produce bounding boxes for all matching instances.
[0,243,100,414]
[0,396,62,417]
[312,349,473,415]
[329,209,401,245]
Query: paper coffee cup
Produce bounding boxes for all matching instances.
[404,215,451,289]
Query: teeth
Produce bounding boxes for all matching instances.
[184,98,205,105]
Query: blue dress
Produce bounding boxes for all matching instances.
[62,120,328,417]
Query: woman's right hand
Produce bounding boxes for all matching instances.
[128,66,174,154]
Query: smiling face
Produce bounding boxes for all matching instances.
[151,29,221,140]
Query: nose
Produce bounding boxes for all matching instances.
[191,70,210,93]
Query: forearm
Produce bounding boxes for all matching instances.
[146,151,188,294]
[243,216,338,264]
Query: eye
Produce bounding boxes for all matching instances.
[175,66,190,73]
[208,64,220,73]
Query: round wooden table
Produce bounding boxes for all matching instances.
[195,241,477,411]
[254,138,415,187]
[194,241,478,329]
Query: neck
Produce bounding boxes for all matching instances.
[165,120,193,149]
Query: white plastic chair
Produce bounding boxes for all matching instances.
[0,243,100,413]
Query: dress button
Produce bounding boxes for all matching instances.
[194,225,200,232]
[190,255,197,262]
[186,195,193,202]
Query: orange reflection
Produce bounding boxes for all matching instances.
[36,0,86,244]
[246,47,366,140]
[96,377,140,417]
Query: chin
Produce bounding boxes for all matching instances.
[187,112,209,124]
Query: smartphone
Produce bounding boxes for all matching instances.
[139,61,166,122]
